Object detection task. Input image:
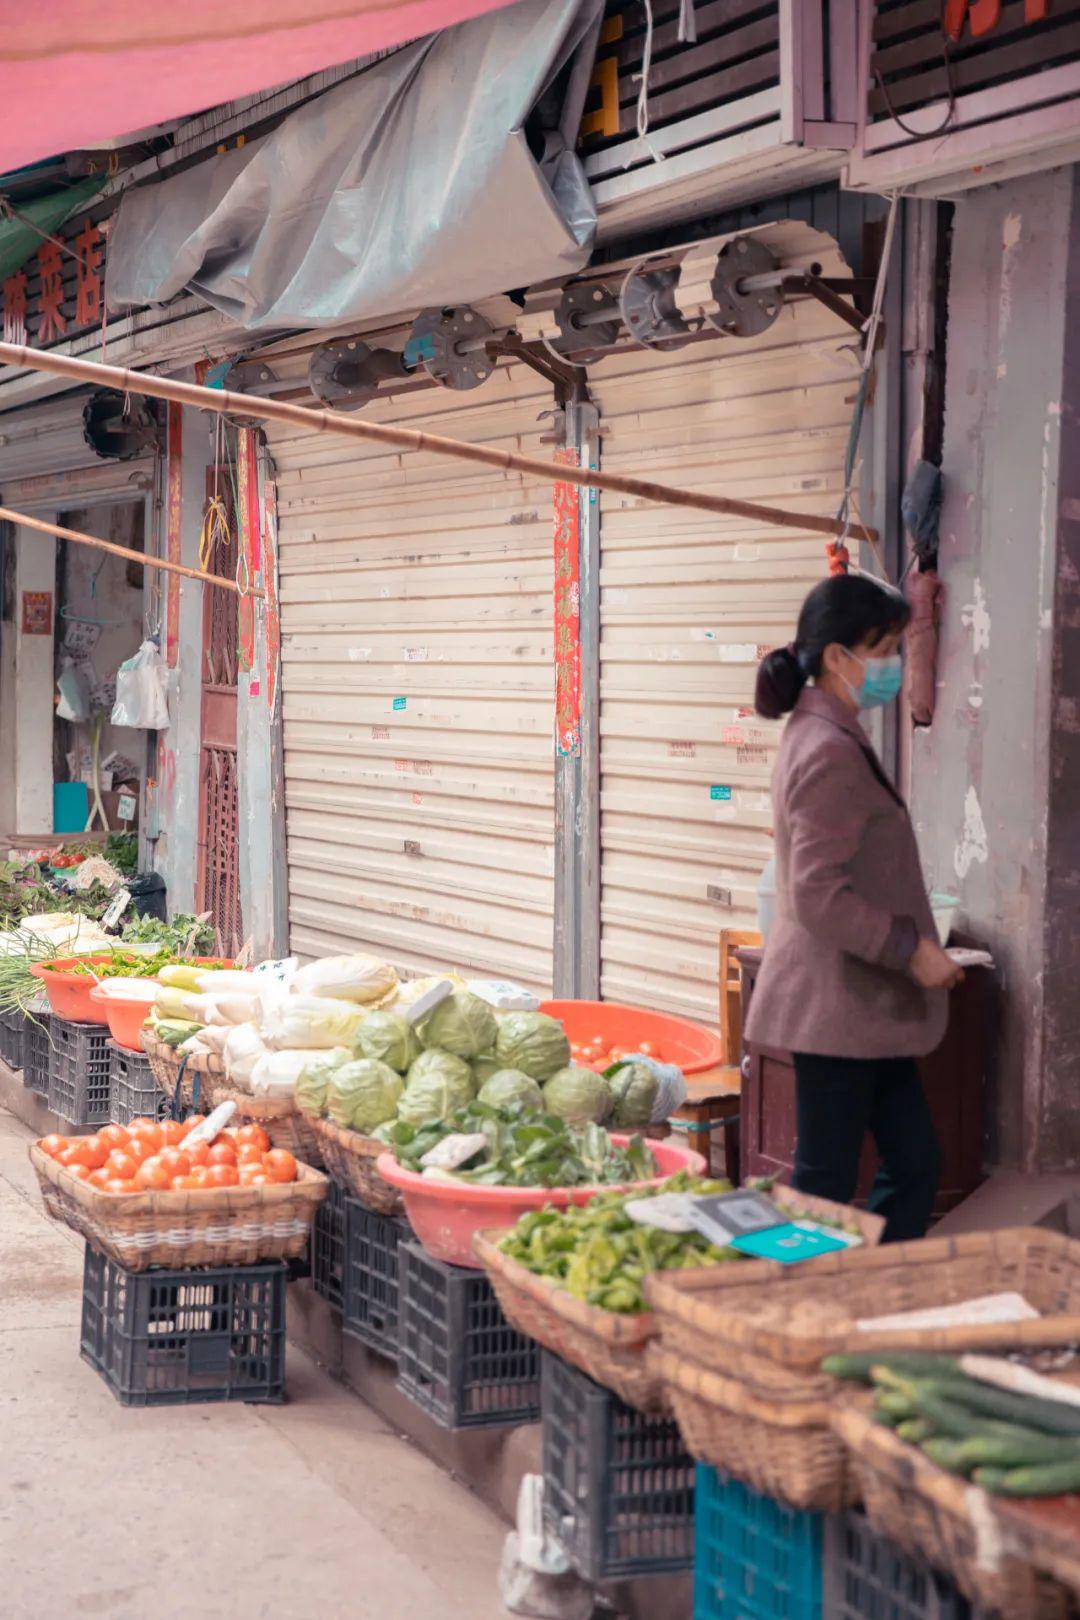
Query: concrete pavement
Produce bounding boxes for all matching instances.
[0,1106,512,1620]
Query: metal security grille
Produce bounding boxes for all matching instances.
[199,745,242,955]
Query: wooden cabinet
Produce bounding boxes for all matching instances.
[738,950,987,1216]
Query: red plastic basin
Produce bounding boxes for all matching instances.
[539,999,723,1076]
[29,955,115,1023]
[377,1135,707,1268]
[88,986,156,1051]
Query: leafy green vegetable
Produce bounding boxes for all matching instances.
[295,1050,348,1118]
[417,989,497,1059]
[494,1011,570,1081]
[497,1170,739,1313]
[327,1058,404,1133]
[355,1009,421,1072]
[398,1049,476,1126]
[605,1060,659,1127]
[383,1100,657,1190]
[477,1068,544,1113]
[471,1052,502,1086]
[105,832,138,877]
[542,1065,611,1125]
[121,913,217,955]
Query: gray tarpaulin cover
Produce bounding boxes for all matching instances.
[107,0,601,332]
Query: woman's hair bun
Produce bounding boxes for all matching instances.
[754,645,806,720]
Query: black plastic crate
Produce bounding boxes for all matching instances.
[396,1239,540,1429]
[310,1179,346,1311]
[695,1466,821,1620]
[0,1006,24,1069]
[823,1511,970,1620]
[542,1352,695,1582]
[343,1196,408,1358]
[108,1041,164,1126]
[21,1009,53,1095]
[80,1247,286,1406]
[49,1017,111,1126]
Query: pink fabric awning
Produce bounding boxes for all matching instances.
[0,0,518,173]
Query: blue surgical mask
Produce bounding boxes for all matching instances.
[845,652,903,710]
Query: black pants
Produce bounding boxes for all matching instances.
[792,1053,941,1244]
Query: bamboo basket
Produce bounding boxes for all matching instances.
[306,1115,403,1215]
[30,1140,328,1271]
[472,1228,666,1412]
[645,1227,1080,1511]
[651,1345,853,1511]
[832,1395,1071,1620]
[140,1031,325,1167]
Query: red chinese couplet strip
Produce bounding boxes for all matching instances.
[237,428,259,674]
[553,449,581,759]
[165,403,183,668]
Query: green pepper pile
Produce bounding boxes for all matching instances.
[497,1170,741,1313]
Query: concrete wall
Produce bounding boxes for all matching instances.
[910,168,1074,1172]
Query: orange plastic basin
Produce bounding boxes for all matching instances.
[539,999,723,1076]
[88,986,156,1051]
[377,1135,707,1268]
[30,954,234,1026]
[29,956,115,1023]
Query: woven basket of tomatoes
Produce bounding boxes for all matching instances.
[140,1032,326,1169]
[29,1117,328,1271]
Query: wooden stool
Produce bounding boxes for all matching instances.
[670,1065,742,1182]
[719,928,761,1067]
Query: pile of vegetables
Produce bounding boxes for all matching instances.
[497,1171,739,1313]
[375,1102,657,1189]
[37,1116,300,1191]
[570,1032,667,1073]
[827,1352,1080,1497]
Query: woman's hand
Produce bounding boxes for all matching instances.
[909,937,965,991]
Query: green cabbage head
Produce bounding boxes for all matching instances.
[607,1060,660,1128]
[542,1065,612,1125]
[398,1048,476,1126]
[326,1058,404,1134]
[471,1051,502,1086]
[418,990,497,1059]
[477,1068,544,1114]
[355,1010,421,1073]
[294,1049,348,1118]
[495,1011,570,1081]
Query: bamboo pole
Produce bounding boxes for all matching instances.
[0,340,878,544]
[0,506,264,598]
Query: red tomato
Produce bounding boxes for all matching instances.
[128,1120,163,1152]
[235,1124,271,1153]
[73,1136,109,1170]
[169,1174,201,1191]
[124,1139,153,1167]
[180,1115,206,1138]
[184,1140,210,1168]
[188,1166,210,1188]
[239,1167,270,1187]
[263,1149,297,1184]
[87,1169,111,1190]
[135,1161,171,1191]
[206,1163,239,1189]
[58,1146,86,1169]
[104,1177,137,1194]
[158,1120,187,1148]
[236,1143,264,1167]
[637,1040,660,1059]
[157,1147,191,1178]
[40,1134,70,1159]
[98,1124,131,1150]
[207,1140,237,1167]
[105,1151,138,1181]
[65,1164,92,1182]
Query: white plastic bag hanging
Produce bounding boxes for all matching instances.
[111,640,169,730]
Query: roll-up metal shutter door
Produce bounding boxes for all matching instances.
[0,394,153,504]
[591,222,856,1021]
[265,359,557,990]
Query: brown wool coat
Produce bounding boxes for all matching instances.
[744,686,947,1060]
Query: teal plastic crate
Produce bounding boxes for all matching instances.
[694,1467,822,1620]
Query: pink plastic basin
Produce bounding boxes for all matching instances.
[377,1135,707,1268]
[539,999,723,1076]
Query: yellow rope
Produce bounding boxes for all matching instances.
[199,493,231,574]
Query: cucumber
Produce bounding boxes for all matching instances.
[974,1457,1080,1497]
[909,1385,988,1439]
[926,1376,1080,1438]
[877,1390,918,1421]
[953,1428,1080,1471]
[922,1438,973,1475]
[822,1352,960,1383]
[896,1419,934,1444]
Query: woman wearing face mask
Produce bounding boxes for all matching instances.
[744,574,962,1242]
